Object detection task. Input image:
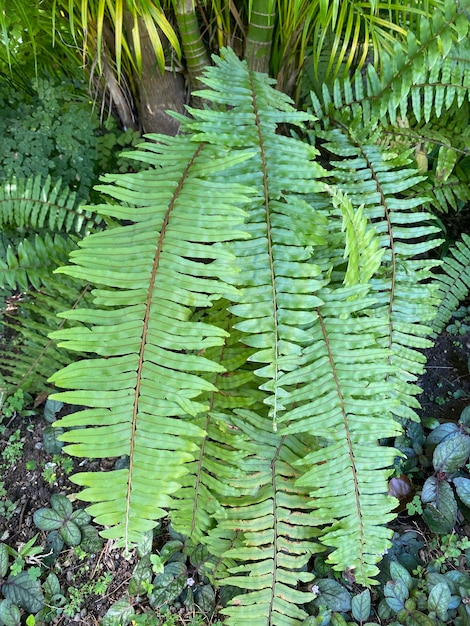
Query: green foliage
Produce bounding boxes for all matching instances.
[43,29,470,621]
[431,234,470,336]
[95,118,146,178]
[0,174,101,396]
[33,493,99,548]
[309,0,470,217]
[418,406,470,534]
[1,3,470,625]
[0,76,98,200]
[104,527,219,625]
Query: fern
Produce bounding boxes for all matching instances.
[308,121,443,423]
[0,175,103,235]
[49,136,253,546]
[43,49,447,626]
[310,2,470,216]
[431,233,470,336]
[0,176,98,394]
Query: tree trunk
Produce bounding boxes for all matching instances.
[124,14,187,135]
[244,0,276,74]
[174,0,210,93]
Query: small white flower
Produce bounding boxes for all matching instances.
[187,577,196,587]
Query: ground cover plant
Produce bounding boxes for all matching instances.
[1,1,470,625]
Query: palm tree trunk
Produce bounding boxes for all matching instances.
[174,0,210,91]
[244,0,276,73]
[123,12,187,135]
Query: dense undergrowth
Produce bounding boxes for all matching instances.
[1,3,470,624]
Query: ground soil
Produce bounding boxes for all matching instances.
[0,408,139,624]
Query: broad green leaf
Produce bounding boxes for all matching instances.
[33,507,63,531]
[148,561,188,609]
[428,582,451,621]
[50,493,73,518]
[79,524,103,553]
[0,543,9,578]
[352,589,371,622]
[313,579,352,612]
[390,561,412,589]
[101,596,135,626]
[0,600,21,626]
[129,556,153,596]
[194,584,216,614]
[2,572,45,613]
[70,509,91,527]
[60,520,82,546]
[384,580,409,612]
[42,425,64,454]
[43,572,61,598]
[422,479,457,534]
[433,434,470,475]
[453,477,470,507]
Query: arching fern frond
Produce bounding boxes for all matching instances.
[0,232,77,292]
[207,408,322,626]
[47,48,453,623]
[0,283,91,393]
[49,135,253,549]
[0,176,99,395]
[431,233,470,336]
[170,299,265,544]
[186,48,402,590]
[310,4,470,128]
[309,119,443,422]
[0,175,103,235]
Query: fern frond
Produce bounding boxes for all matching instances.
[431,234,470,336]
[327,186,383,287]
[185,48,404,590]
[170,300,264,544]
[311,121,442,422]
[49,135,254,549]
[205,408,322,626]
[0,176,102,235]
[0,234,92,394]
[0,285,90,393]
[188,48,328,433]
[280,288,401,584]
[0,233,77,292]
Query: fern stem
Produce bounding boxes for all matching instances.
[249,74,281,433]
[317,308,365,580]
[125,143,205,550]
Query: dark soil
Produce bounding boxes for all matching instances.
[418,329,470,423]
[0,408,139,623]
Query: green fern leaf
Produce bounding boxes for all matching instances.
[0,176,102,234]
[49,136,254,548]
[310,122,442,422]
[431,233,470,335]
[187,47,401,592]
